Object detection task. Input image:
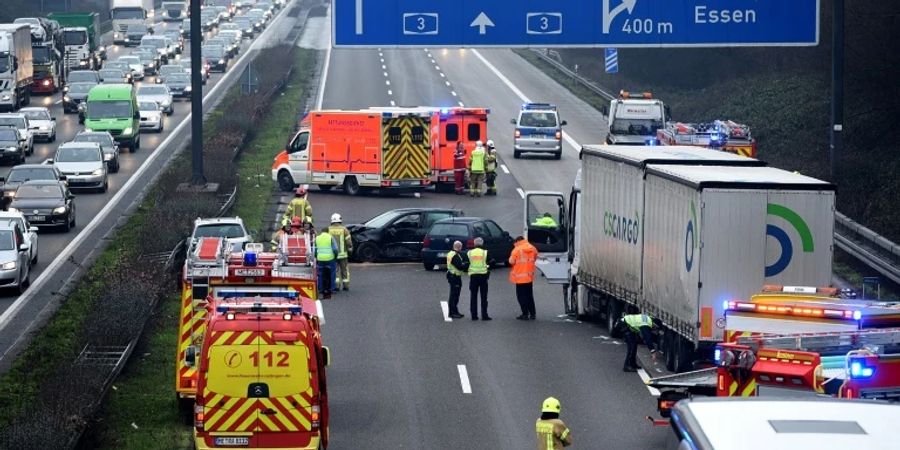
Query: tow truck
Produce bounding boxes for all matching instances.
[646,327,900,423]
[656,119,757,158]
[175,235,319,407]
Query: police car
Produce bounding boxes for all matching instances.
[510,103,566,159]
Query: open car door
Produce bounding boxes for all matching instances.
[524,191,568,284]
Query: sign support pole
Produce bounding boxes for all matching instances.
[829,0,844,182]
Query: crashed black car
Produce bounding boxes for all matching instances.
[349,208,462,262]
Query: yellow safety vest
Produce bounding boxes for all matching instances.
[532,216,558,228]
[328,225,350,259]
[623,314,653,331]
[467,248,488,275]
[470,148,485,173]
[446,250,463,276]
[315,232,335,262]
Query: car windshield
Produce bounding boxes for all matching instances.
[0,230,14,251]
[143,38,166,48]
[119,57,140,65]
[609,118,663,135]
[0,58,9,73]
[56,146,100,163]
[21,110,49,121]
[32,46,52,64]
[6,167,55,183]
[138,86,167,95]
[62,30,87,46]
[74,134,113,146]
[168,74,189,83]
[67,83,93,94]
[203,47,224,58]
[68,72,98,83]
[99,70,124,79]
[0,129,17,141]
[15,184,62,199]
[194,224,246,239]
[112,8,144,20]
[519,112,558,128]
[138,101,158,111]
[428,223,470,237]
[0,118,25,128]
[86,100,132,120]
[364,210,405,229]
[126,24,148,33]
[136,52,154,61]
[105,63,130,72]
[160,66,183,74]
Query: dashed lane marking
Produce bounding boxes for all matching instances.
[451,91,457,97]
[638,369,662,396]
[500,164,509,174]
[440,301,452,322]
[390,100,396,106]
[516,188,525,198]
[457,364,472,394]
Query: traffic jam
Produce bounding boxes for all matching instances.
[2,0,900,449]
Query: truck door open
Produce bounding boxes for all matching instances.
[524,191,568,284]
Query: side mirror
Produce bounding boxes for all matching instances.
[601,105,609,116]
[13,57,18,71]
[45,158,54,164]
[560,120,568,126]
[58,175,66,181]
[664,105,672,120]
[28,226,37,233]
[0,177,5,183]
[67,193,75,200]
[19,244,28,252]
[184,345,197,367]
[321,346,331,367]
[502,231,510,237]
[134,110,140,119]
[509,118,517,125]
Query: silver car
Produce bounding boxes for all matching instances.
[136,85,174,115]
[0,212,38,266]
[0,221,31,293]
[138,101,164,133]
[72,131,120,173]
[510,103,566,159]
[20,107,56,143]
[117,56,146,80]
[50,142,108,192]
[0,114,34,156]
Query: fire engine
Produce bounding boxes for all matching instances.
[175,235,319,406]
[193,294,330,449]
[656,119,757,158]
[647,327,900,422]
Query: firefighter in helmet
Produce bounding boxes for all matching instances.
[270,216,304,250]
[484,139,498,196]
[282,185,312,226]
[536,397,572,449]
[328,213,353,291]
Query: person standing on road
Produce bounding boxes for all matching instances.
[485,139,498,196]
[468,141,486,197]
[536,397,572,450]
[453,141,467,195]
[314,229,339,298]
[283,185,313,226]
[509,236,538,320]
[615,313,660,372]
[328,213,353,291]
[446,240,468,319]
[467,237,491,320]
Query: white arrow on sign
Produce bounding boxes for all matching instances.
[602,0,637,34]
[470,12,495,35]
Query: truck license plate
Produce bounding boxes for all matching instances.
[214,437,249,446]
[235,269,266,276]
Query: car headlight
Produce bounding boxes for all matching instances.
[103,153,113,161]
[1,95,9,101]
[123,127,133,135]
[1,261,16,270]
[78,60,88,66]
[161,99,171,106]
[92,168,104,176]
[124,38,130,42]
[63,86,69,92]
[5,146,17,152]
[63,95,71,102]
[4,191,14,197]
[115,33,121,39]
[185,85,192,91]
[52,206,67,214]
[155,78,162,83]
[218,59,225,64]
[40,126,49,131]
[99,46,106,52]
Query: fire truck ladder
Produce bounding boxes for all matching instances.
[736,328,900,356]
[186,238,231,353]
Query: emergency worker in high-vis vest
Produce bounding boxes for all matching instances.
[445,240,468,319]
[315,230,339,298]
[616,313,660,372]
[328,213,353,291]
[468,141,486,197]
[467,237,491,320]
[535,397,572,450]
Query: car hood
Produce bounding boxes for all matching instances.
[56,161,103,173]
[129,64,144,73]
[138,94,170,103]
[167,81,189,88]
[0,140,18,148]
[140,110,161,119]
[67,92,89,101]
[0,249,18,263]
[11,198,64,209]
[28,120,52,128]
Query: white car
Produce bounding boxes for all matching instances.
[49,142,108,193]
[0,211,38,266]
[117,56,146,81]
[136,85,174,115]
[0,114,34,156]
[138,101,164,133]
[191,216,251,252]
[19,107,56,143]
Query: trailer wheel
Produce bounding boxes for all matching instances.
[605,298,620,333]
[664,331,676,372]
[673,337,694,373]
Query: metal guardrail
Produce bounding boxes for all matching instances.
[527,48,900,286]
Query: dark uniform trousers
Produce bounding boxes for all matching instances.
[624,326,655,369]
[447,272,463,316]
[469,274,489,318]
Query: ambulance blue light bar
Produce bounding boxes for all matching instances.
[849,359,875,379]
[218,291,299,299]
[243,251,257,266]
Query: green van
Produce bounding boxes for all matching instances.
[83,84,141,150]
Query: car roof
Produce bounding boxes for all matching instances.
[20,179,63,186]
[8,164,57,170]
[59,141,101,149]
[195,216,245,227]
[19,107,48,113]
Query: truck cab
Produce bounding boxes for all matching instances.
[605,91,667,145]
[111,0,152,44]
[193,297,330,450]
[511,103,566,159]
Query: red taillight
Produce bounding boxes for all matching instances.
[514,129,521,138]
[194,405,205,430]
[466,238,475,249]
[423,237,431,248]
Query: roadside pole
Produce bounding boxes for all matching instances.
[190,0,206,185]
[830,0,844,182]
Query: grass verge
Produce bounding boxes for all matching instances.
[86,49,315,450]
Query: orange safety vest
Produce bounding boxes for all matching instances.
[508,239,537,284]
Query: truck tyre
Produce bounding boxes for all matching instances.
[553,151,561,160]
[673,336,694,373]
[605,298,620,333]
[343,176,360,196]
[23,91,30,106]
[277,170,295,192]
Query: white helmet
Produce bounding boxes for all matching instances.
[331,213,342,223]
[476,140,484,147]
[486,139,495,149]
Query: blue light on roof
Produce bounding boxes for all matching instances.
[714,348,721,364]
[243,251,257,266]
[722,300,730,310]
[853,310,862,320]
[440,108,449,115]
[849,359,875,379]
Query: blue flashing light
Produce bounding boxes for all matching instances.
[645,138,660,146]
[243,251,257,266]
[440,107,449,115]
[289,306,302,314]
[722,300,730,311]
[714,348,721,364]
[219,291,299,299]
[849,359,875,379]
[853,310,862,320]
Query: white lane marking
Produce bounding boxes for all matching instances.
[434,65,440,70]
[378,52,383,57]
[380,58,384,63]
[470,49,581,154]
[54,99,62,105]
[430,59,435,64]
[444,81,450,86]
[451,91,457,97]
[516,188,525,198]
[383,71,388,77]
[638,369,662,396]
[439,72,445,78]
[500,164,509,174]
[381,64,386,70]
[440,301,451,322]
[315,11,332,109]
[390,100,396,106]
[385,80,390,85]
[457,364,472,394]
[355,0,363,34]
[387,89,392,96]
[0,1,294,347]
[458,101,464,107]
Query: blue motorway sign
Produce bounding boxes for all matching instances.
[605,49,619,74]
[333,0,819,48]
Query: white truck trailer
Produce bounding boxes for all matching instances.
[0,24,34,111]
[525,145,836,372]
[111,0,155,44]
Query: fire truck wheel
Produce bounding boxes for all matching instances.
[343,176,360,196]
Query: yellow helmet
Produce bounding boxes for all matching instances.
[541,397,561,413]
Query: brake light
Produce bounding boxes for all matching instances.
[423,237,431,248]
[311,404,320,430]
[194,405,205,430]
[514,129,521,138]
[555,131,562,140]
[466,238,475,249]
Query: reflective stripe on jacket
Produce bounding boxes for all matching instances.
[469,147,485,173]
[536,418,571,450]
[508,239,537,284]
[467,248,488,275]
[328,225,352,259]
[315,232,336,262]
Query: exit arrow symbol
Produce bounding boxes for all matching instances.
[470,12,495,35]
[602,0,637,34]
